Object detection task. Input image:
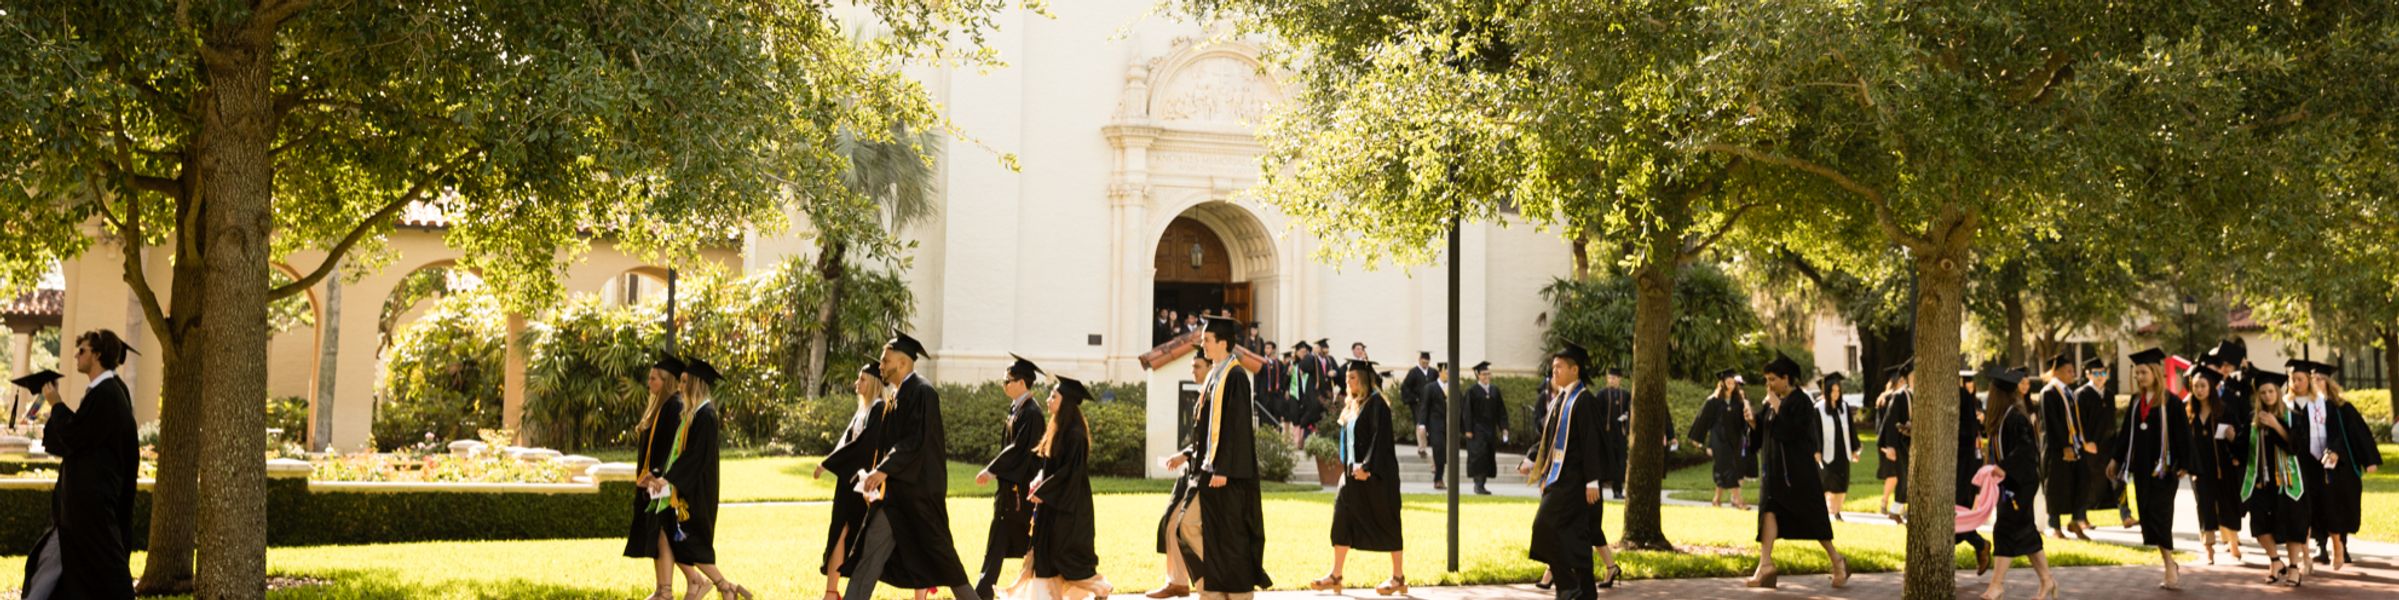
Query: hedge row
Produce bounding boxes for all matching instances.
[0,478,632,553]
[777,381,1152,477]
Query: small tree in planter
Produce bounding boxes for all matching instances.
[1303,433,1344,488]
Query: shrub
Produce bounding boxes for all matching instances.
[523,298,664,452]
[776,381,1152,477]
[2344,389,2392,442]
[266,395,310,443]
[1254,423,1296,482]
[1540,264,1761,381]
[373,293,508,450]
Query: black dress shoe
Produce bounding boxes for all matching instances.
[1474,485,1492,495]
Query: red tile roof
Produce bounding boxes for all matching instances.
[0,289,64,326]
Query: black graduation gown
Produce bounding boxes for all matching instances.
[2187,396,2246,532]
[1527,382,1611,566]
[2108,392,2188,549]
[1875,390,1911,492]
[870,374,973,588]
[820,399,886,573]
[2037,381,2095,517]
[1989,405,2043,557]
[1401,366,1433,420]
[663,402,723,565]
[1417,380,1448,463]
[1168,364,1271,593]
[21,376,137,600]
[2074,384,2117,511]
[2245,405,2311,541]
[1819,395,1861,493]
[1598,386,1633,488]
[1331,394,1403,551]
[2321,402,2378,535]
[1751,389,1832,541]
[1952,387,1982,509]
[1464,383,1506,478]
[983,396,1046,562]
[624,396,683,559]
[1030,415,1098,580]
[1254,360,1287,425]
[1687,394,1752,489]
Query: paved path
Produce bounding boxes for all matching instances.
[1237,560,2399,599]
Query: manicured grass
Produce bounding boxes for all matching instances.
[0,486,2157,599]
[718,457,1320,503]
[2357,443,2399,543]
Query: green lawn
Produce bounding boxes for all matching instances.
[2358,443,2399,543]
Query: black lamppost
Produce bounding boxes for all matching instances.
[2179,295,2199,359]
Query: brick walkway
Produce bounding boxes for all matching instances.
[1245,559,2399,599]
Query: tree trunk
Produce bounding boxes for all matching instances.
[1618,255,1677,550]
[1571,233,1591,281]
[313,258,341,452]
[2000,280,2026,369]
[1899,209,1976,600]
[136,233,208,595]
[193,28,277,600]
[803,242,847,397]
[2381,328,2398,437]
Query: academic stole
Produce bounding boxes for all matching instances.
[1200,357,1234,470]
[2122,393,2170,478]
[1535,382,1585,488]
[651,399,711,524]
[2241,404,2305,502]
[2053,382,2086,461]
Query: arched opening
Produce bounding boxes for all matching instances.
[596,266,672,306]
[1151,201,1278,346]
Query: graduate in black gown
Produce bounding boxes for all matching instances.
[1687,369,1755,510]
[1402,352,1434,431]
[849,331,984,600]
[1952,369,1992,575]
[2035,354,2099,540]
[2075,357,2126,526]
[1596,368,1635,499]
[1815,372,1861,521]
[2183,366,2245,564]
[655,358,753,599]
[1006,375,1112,600]
[1875,361,1913,522]
[1519,342,1622,598]
[1743,353,1848,590]
[1981,366,2056,600]
[976,355,1050,599]
[818,361,889,600]
[1147,316,1271,600]
[2308,364,2378,571]
[2243,370,2312,586]
[1463,361,1508,495]
[18,330,138,600]
[624,355,699,600]
[1417,363,1452,489]
[2104,349,2188,590]
[1310,360,1407,596]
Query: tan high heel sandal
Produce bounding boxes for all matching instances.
[1374,576,1407,597]
[1308,575,1343,593]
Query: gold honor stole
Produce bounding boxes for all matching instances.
[1201,357,1234,471]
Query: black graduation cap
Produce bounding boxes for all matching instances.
[1316,338,1332,350]
[1714,368,1739,381]
[1552,342,1592,369]
[1987,366,2029,388]
[2202,338,2245,366]
[2316,361,2342,376]
[1419,351,1432,360]
[1346,359,1380,377]
[1053,374,1093,407]
[685,357,723,385]
[1293,340,1313,351]
[1197,314,1242,343]
[2185,362,2224,384]
[2249,369,2288,388]
[1604,366,1624,377]
[858,359,882,380]
[10,370,63,395]
[1006,353,1044,383]
[1821,371,1847,385]
[886,329,931,360]
[1762,352,1802,378]
[1472,361,1492,373]
[2129,348,2167,366]
[2081,356,2106,371]
[1883,358,1914,377]
[2045,353,2075,370]
[652,354,688,377]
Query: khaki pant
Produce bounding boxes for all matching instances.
[1168,496,1250,600]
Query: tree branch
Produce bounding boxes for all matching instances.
[1679,199,1762,262]
[96,168,178,355]
[1691,142,1928,251]
[270,150,473,301]
[2010,50,2074,106]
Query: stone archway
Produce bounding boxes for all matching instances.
[1149,200,1279,341]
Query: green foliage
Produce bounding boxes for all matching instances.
[522,298,665,452]
[1540,265,1761,380]
[266,396,311,444]
[1301,432,1340,462]
[373,294,509,449]
[674,258,916,447]
[1253,422,1297,482]
[929,380,1150,477]
[2347,390,2393,443]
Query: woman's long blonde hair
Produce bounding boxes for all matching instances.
[682,377,713,422]
[637,368,673,435]
[2133,364,2165,400]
